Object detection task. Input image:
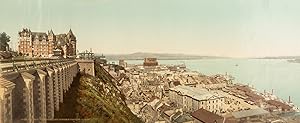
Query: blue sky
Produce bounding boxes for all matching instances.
[1,0,300,57]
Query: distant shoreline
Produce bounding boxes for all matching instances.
[99,52,300,60]
[107,58,204,60]
[106,57,295,61]
[99,52,229,60]
[287,59,300,63]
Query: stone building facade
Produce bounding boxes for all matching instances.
[169,86,225,114]
[18,28,76,58]
[76,59,95,76]
[0,78,15,123]
[0,59,79,123]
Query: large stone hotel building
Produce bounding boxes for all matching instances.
[18,28,77,58]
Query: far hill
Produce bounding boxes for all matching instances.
[100,52,228,60]
[259,56,300,59]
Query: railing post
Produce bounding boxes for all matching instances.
[32,61,37,68]
[12,60,19,72]
[24,60,30,70]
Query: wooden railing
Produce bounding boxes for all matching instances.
[0,58,75,73]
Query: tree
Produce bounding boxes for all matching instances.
[0,32,10,51]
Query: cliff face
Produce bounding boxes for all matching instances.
[54,61,141,123]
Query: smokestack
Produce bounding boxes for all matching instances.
[264,90,266,94]
[271,89,274,95]
[289,96,291,103]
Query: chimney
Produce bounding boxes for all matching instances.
[289,96,291,103]
[271,89,274,95]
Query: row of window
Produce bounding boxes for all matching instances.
[33,42,54,45]
[20,41,30,44]
[34,53,49,55]
[171,92,224,114]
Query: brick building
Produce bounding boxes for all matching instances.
[18,28,76,58]
[143,58,158,66]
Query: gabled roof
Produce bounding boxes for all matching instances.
[191,108,224,123]
[173,114,194,123]
[157,104,171,112]
[169,85,224,101]
[56,34,67,37]
[32,32,48,41]
[267,100,293,111]
[32,32,47,36]
[19,28,31,34]
[231,108,269,119]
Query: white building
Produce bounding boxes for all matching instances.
[169,86,225,114]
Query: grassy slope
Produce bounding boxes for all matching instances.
[54,62,142,123]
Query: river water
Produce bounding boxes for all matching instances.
[110,59,300,107]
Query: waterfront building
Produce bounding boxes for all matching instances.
[169,86,225,114]
[18,28,76,58]
[231,108,269,122]
[266,100,293,112]
[143,58,158,66]
[119,59,127,68]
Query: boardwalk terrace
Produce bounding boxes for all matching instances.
[169,86,225,114]
[0,58,95,123]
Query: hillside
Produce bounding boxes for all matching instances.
[53,61,142,123]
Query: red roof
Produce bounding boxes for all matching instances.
[158,104,171,112]
[191,108,224,123]
[267,100,293,111]
[173,81,181,86]
[236,85,252,92]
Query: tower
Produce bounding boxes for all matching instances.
[67,29,76,56]
[48,30,56,56]
[18,28,33,56]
